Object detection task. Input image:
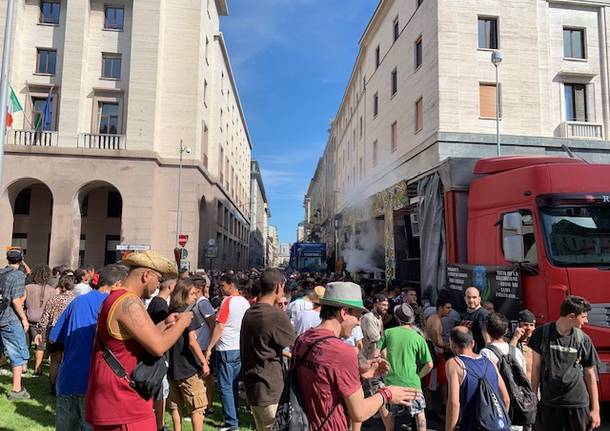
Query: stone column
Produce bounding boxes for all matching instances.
[48,189,82,269]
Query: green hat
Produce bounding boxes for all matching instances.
[319,282,368,312]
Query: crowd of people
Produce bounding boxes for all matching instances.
[0,246,603,431]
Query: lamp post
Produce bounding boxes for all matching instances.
[491,50,502,156]
[175,139,191,247]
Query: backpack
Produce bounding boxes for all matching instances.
[463,357,511,431]
[487,344,537,425]
[272,335,340,431]
[0,267,16,317]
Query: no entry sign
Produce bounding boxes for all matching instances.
[178,234,188,247]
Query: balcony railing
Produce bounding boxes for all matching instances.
[78,133,126,150]
[9,130,58,146]
[560,121,604,140]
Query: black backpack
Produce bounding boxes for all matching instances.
[487,344,537,425]
[464,357,511,431]
[0,267,15,317]
[273,335,339,431]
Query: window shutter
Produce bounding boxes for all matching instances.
[480,84,497,118]
[416,98,424,131]
[574,84,587,121]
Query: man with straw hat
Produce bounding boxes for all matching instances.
[85,251,194,431]
[291,281,419,431]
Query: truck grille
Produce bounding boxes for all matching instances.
[589,303,610,328]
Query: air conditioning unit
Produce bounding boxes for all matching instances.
[410,212,420,237]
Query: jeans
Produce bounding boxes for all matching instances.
[56,395,92,431]
[0,322,29,367]
[216,349,241,428]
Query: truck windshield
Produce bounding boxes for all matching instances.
[299,256,324,272]
[540,205,610,266]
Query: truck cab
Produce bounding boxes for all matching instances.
[465,156,610,400]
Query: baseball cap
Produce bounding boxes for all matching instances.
[6,247,23,261]
[518,309,536,323]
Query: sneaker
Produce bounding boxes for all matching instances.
[0,368,11,377]
[8,388,30,401]
[218,426,238,431]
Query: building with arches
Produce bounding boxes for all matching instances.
[0,0,253,270]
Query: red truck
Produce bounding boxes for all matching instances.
[435,155,610,401]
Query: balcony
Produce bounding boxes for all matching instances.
[9,130,58,146]
[560,121,604,140]
[77,133,126,150]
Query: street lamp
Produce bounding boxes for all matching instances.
[175,139,191,247]
[491,50,502,156]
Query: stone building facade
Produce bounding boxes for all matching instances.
[249,160,269,268]
[0,0,253,270]
[307,0,610,281]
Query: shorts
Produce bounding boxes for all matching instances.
[155,375,169,401]
[0,322,30,367]
[91,415,157,431]
[389,391,426,417]
[28,324,45,350]
[535,404,590,431]
[169,373,208,414]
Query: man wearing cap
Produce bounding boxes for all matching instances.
[360,293,389,362]
[0,248,30,400]
[379,303,433,431]
[85,251,194,430]
[293,285,325,335]
[292,281,419,431]
[240,269,296,431]
[509,309,536,382]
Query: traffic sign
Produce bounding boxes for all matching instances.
[206,244,218,258]
[178,234,189,247]
[116,244,151,251]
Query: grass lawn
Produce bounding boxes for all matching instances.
[0,367,255,431]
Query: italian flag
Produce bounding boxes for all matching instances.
[6,88,22,128]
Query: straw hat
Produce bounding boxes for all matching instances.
[319,282,368,312]
[309,285,326,305]
[394,303,415,324]
[122,251,178,278]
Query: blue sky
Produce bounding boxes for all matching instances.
[221,0,378,244]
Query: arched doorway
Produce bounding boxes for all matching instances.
[77,181,122,269]
[5,178,54,265]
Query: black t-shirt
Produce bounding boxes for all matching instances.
[461,307,489,353]
[240,302,296,406]
[529,322,598,408]
[147,296,169,324]
[167,305,204,381]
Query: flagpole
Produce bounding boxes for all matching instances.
[0,0,16,190]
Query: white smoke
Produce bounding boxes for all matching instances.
[343,218,385,274]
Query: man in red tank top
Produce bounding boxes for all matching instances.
[85,251,193,431]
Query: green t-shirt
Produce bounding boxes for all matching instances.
[378,326,432,389]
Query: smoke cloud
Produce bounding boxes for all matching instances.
[343,218,385,274]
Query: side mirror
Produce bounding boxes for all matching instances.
[502,212,525,263]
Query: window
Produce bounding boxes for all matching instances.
[40,0,60,25]
[204,80,208,106]
[478,17,498,49]
[32,96,53,130]
[36,48,56,74]
[391,121,398,153]
[373,92,379,117]
[102,53,121,79]
[563,28,585,59]
[104,6,124,30]
[375,45,380,69]
[564,83,587,122]
[373,140,378,166]
[106,191,122,218]
[99,102,119,134]
[415,37,423,69]
[415,97,424,132]
[479,83,501,118]
[12,233,27,256]
[391,67,398,96]
[393,17,399,42]
[105,235,120,265]
[14,188,31,215]
[79,234,86,267]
